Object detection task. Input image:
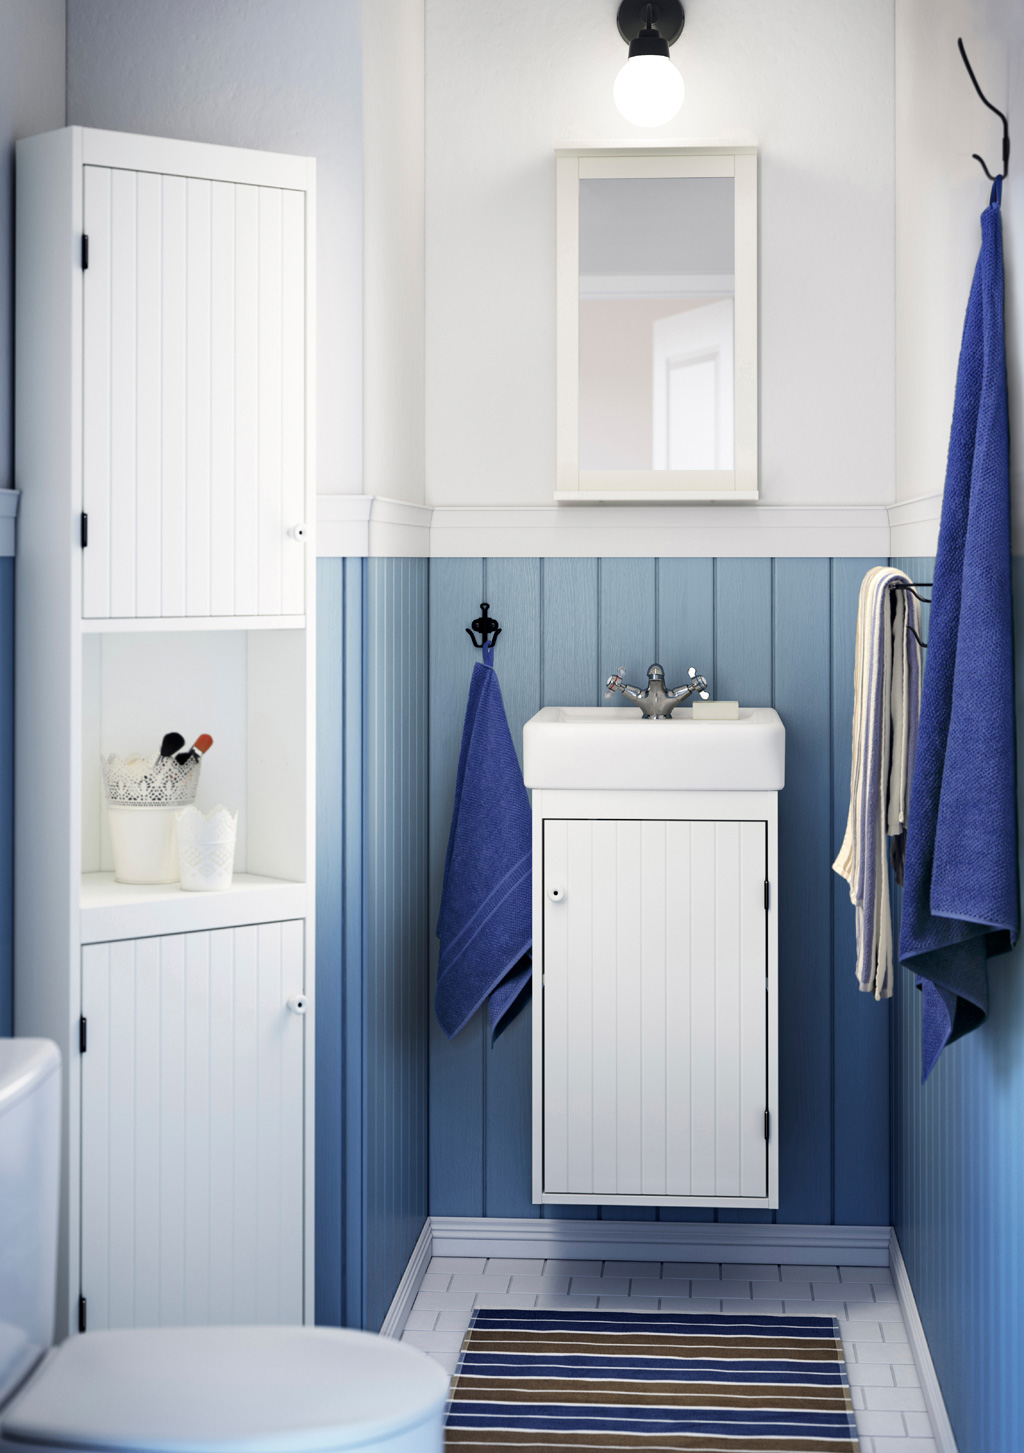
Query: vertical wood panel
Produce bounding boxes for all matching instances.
[657,559,716,692]
[135,172,163,618]
[774,558,832,1225]
[542,819,569,1192]
[82,167,112,618]
[542,559,599,706]
[185,178,212,616]
[600,558,656,686]
[714,823,742,1197]
[640,822,667,1196]
[831,557,889,1223]
[280,191,307,616]
[257,188,284,615]
[315,560,344,1327]
[484,558,540,1218]
[715,558,772,704]
[341,559,365,1328]
[108,170,138,618]
[665,824,694,1198]
[209,183,237,617]
[233,185,260,616]
[739,823,769,1197]
[429,559,485,1216]
[159,175,188,618]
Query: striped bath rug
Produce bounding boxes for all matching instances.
[444,1308,859,1450]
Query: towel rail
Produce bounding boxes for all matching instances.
[887,579,930,649]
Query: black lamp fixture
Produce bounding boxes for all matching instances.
[614,1,686,127]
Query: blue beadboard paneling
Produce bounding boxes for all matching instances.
[364,559,430,1330]
[427,556,891,1229]
[428,558,486,1215]
[773,559,832,1226]
[315,558,429,1333]
[0,560,11,1039]
[890,554,1024,1453]
[315,560,345,1327]
[831,557,890,1225]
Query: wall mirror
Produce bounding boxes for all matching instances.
[556,148,758,501]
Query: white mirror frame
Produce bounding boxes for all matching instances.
[556,147,758,502]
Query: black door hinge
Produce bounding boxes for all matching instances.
[80,512,88,548]
[79,1016,87,1053]
[764,880,770,909]
[78,1296,87,1333]
[81,234,89,270]
[764,1109,770,1141]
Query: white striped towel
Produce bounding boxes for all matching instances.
[833,567,923,999]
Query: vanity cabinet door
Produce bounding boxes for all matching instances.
[81,166,306,620]
[542,818,767,1202]
[79,920,306,1330]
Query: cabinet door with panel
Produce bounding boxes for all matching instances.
[542,818,768,1204]
[80,920,306,1330]
[82,165,306,620]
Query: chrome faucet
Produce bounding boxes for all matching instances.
[605,663,710,720]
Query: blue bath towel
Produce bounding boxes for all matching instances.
[435,644,532,1041]
[899,177,1018,1080]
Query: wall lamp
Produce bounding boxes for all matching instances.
[614,1,685,128]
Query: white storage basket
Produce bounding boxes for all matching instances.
[102,751,202,885]
[175,806,238,892]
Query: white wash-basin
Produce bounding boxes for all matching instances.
[522,705,785,792]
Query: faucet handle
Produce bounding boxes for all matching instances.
[687,667,711,701]
[604,667,627,700]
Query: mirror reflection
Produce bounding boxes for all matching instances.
[578,177,735,472]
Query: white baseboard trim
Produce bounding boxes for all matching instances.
[429,1216,891,1266]
[378,1218,433,1338]
[889,1230,959,1453]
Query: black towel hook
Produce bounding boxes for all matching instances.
[466,602,501,649]
[958,38,1010,181]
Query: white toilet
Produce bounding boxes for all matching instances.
[0,1040,450,1452]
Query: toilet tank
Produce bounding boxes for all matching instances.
[0,1040,60,1406]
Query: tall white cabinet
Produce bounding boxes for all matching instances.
[14,128,316,1337]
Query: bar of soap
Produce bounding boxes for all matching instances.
[691,699,740,721]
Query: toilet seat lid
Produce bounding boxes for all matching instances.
[0,1326,450,1452]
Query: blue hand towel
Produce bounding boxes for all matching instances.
[435,643,532,1041]
[899,176,1019,1080]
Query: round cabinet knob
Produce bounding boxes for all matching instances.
[287,523,308,543]
[287,995,309,1015]
[546,885,566,904]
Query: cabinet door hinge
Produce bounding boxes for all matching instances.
[81,234,89,270]
[764,880,770,910]
[78,1296,87,1333]
[80,512,88,548]
[79,1016,87,1053]
[764,1109,770,1141]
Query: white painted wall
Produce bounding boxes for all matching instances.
[363,0,425,504]
[0,0,65,493]
[65,0,365,497]
[895,0,1023,516]
[425,0,897,508]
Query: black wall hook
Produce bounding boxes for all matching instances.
[958,38,1010,181]
[466,602,501,649]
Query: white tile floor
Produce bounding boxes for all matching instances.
[401,1256,938,1453]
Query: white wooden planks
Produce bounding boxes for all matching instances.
[82,167,306,619]
[80,921,306,1329]
[543,819,768,1202]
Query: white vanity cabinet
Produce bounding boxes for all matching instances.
[15,128,316,1336]
[524,710,784,1210]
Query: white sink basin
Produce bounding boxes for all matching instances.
[523,706,785,792]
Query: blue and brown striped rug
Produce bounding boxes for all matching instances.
[444,1308,859,1450]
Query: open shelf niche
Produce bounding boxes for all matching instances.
[80,625,308,941]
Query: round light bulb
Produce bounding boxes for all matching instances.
[613,53,685,127]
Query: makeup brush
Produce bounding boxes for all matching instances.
[175,734,214,766]
[159,732,186,759]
